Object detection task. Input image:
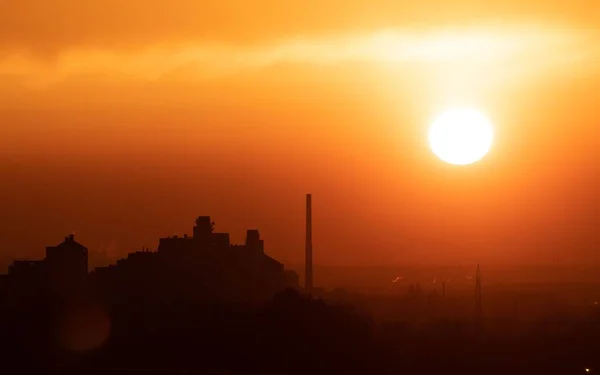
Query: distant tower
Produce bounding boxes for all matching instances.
[193,216,214,246]
[305,194,313,292]
[475,264,482,323]
[245,229,263,253]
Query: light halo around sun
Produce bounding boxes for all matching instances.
[428,108,494,166]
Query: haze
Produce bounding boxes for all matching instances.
[0,0,598,268]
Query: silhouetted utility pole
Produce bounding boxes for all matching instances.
[305,194,313,293]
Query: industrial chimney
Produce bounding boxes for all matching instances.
[305,193,313,292]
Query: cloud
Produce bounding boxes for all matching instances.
[1,0,599,52]
[0,24,597,89]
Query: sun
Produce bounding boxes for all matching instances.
[428,108,494,165]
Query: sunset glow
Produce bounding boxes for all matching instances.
[428,108,494,165]
[1,0,600,371]
[0,0,598,267]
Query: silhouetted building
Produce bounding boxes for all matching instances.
[45,234,88,299]
[7,260,46,301]
[5,235,88,302]
[91,216,299,303]
[246,229,263,252]
[1,217,297,308]
[0,274,6,290]
[213,232,231,249]
[8,260,44,280]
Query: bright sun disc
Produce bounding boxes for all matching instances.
[428,108,494,165]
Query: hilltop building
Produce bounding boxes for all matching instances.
[90,216,299,303]
[45,234,88,298]
[6,234,88,302]
[0,216,298,305]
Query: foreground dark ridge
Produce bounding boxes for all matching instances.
[3,288,600,374]
[55,369,284,374]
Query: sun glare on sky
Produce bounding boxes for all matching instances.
[428,108,495,165]
[0,0,598,266]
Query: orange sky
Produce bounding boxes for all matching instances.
[0,0,598,268]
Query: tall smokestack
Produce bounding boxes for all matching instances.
[305,194,313,292]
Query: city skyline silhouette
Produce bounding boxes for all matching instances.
[1,0,599,373]
[0,194,599,374]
